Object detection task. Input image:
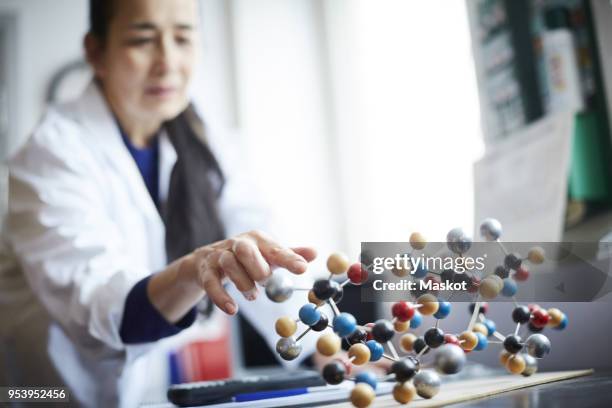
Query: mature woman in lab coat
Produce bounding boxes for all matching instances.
[3,0,317,406]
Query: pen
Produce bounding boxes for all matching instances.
[233,387,308,402]
[233,385,344,402]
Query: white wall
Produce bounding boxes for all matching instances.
[0,0,88,156]
[229,0,343,271]
[225,0,486,272]
[323,0,484,256]
[192,0,239,128]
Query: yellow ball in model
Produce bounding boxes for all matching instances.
[393,381,417,404]
[275,316,297,338]
[316,333,341,357]
[327,252,350,275]
[350,383,375,408]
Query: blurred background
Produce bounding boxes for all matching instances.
[2,0,612,388]
[0,0,484,259]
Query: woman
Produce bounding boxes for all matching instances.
[2,0,317,406]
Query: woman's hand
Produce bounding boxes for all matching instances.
[148,230,317,321]
[185,230,316,314]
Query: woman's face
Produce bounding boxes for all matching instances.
[91,0,199,125]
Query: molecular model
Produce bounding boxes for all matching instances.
[267,218,569,407]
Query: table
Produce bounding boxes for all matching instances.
[320,369,599,407]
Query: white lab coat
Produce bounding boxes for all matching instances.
[1,82,316,407]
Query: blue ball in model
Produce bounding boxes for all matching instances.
[333,312,357,337]
[355,371,378,390]
[298,304,321,326]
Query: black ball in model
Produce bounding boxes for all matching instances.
[313,279,340,301]
[455,272,471,286]
[503,335,523,354]
[347,327,367,344]
[342,327,367,350]
[371,319,395,343]
[424,328,445,348]
[469,302,488,315]
[504,253,522,270]
[413,337,430,355]
[440,269,456,283]
[391,358,417,382]
[322,361,346,385]
[494,265,510,279]
[310,313,329,332]
[341,338,351,351]
[512,306,531,324]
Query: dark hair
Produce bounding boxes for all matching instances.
[89,0,114,40]
[88,0,225,260]
[163,107,227,262]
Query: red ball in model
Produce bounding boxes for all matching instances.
[531,308,550,328]
[347,263,368,285]
[391,301,415,322]
[514,267,530,281]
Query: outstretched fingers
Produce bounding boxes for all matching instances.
[291,246,317,263]
[196,252,238,315]
[219,250,258,300]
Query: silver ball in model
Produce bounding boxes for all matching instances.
[413,370,441,399]
[434,344,466,375]
[447,227,472,254]
[264,272,294,303]
[525,334,551,358]
[521,353,538,376]
[479,218,503,241]
[275,337,302,361]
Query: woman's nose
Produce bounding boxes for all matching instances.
[152,35,178,75]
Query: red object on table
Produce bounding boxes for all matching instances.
[176,319,232,382]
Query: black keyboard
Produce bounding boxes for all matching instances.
[167,370,326,406]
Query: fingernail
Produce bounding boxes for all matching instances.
[258,276,271,287]
[242,287,258,301]
[293,259,308,271]
[225,302,237,315]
